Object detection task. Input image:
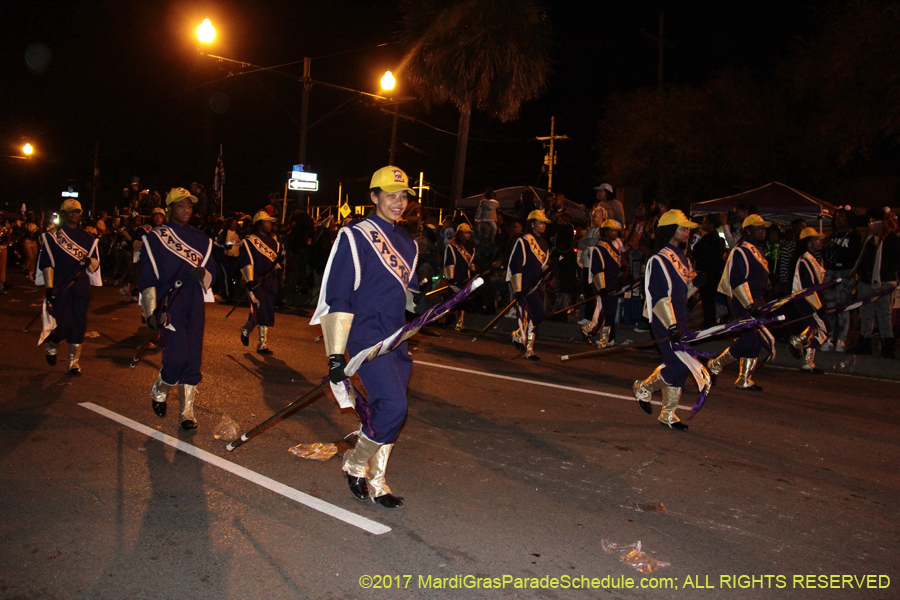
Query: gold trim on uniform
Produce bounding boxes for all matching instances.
[732,282,754,308]
[240,264,254,283]
[140,287,157,319]
[319,311,354,356]
[592,272,606,290]
[443,264,455,281]
[509,273,523,294]
[652,297,678,329]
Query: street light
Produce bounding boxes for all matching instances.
[381,71,395,92]
[197,19,215,43]
[22,143,33,156]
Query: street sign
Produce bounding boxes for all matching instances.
[289,179,318,191]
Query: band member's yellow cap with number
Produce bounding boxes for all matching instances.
[165,187,197,206]
[369,166,417,196]
[252,210,277,224]
[658,209,698,228]
[60,199,82,212]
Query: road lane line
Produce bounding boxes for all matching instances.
[79,402,391,536]
[412,360,691,410]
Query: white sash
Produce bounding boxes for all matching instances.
[354,220,415,290]
[524,234,548,267]
[149,226,214,302]
[248,234,279,263]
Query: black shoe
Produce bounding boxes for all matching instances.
[736,384,764,391]
[180,418,197,430]
[152,400,167,418]
[882,337,895,359]
[66,366,81,376]
[788,344,802,360]
[256,347,273,355]
[372,493,404,508]
[800,367,823,375]
[660,421,689,431]
[240,330,249,347]
[525,354,541,361]
[709,372,718,387]
[346,474,369,502]
[46,353,57,367]
[848,337,872,355]
[513,341,525,351]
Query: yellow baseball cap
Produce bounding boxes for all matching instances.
[252,210,277,224]
[369,166,417,196]
[658,209,698,228]
[799,227,825,241]
[165,187,197,206]
[600,219,623,230]
[60,199,82,212]
[456,223,472,233]
[741,214,771,229]
[527,210,551,223]
[151,207,166,217]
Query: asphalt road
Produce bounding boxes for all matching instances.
[1,281,897,600]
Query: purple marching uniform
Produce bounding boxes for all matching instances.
[139,223,216,387]
[444,241,473,289]
[507,232,549,357]
[707,239,773,389]
[582,241,620,344]
[238,233,281,328]
[789,252,827,370]
[645,245,694,389]
[38,227,101,347]
[312,214,419,445]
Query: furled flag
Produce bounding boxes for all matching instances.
[214,145,225,194]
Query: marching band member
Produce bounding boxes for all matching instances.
[38,199,102,374]
[139,187,216,430]
[443,223,475,331]
[507,210,551,360]
[633,209,708,431]
[788,227,828,373]
[311,166,419,509]
[581,219,623,348]
[238,210,282,354]
[707,214,773,391]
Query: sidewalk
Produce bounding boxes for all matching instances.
[453,310,900,382]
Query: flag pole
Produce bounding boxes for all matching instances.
[219,144,224,217]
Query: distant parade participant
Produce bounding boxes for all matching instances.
[238,210,282,354]
[507,210,551,360]
[788,227,828,373]
[38,199,102,374]
[632,210,706,431]
[706,214,772,391]
[139,187,216,430]
[311,166,419,509]
[443,223,475,331]
[581,219,623,348]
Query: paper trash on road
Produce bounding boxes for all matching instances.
[84,331,100,338]
[289,442,338,461]
[636,502,667,513]
[601,539,671,574]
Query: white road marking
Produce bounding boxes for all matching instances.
[79,402,391,536]
[412,360,692,411]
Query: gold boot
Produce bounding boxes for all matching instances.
[525,331,540,361]
[597,325,611,349]
[581,321,597,340]
[66,343,83,375]
[343,431,382,502]
[240,321,250,346]
[257,325,272,354]
[659,386,688,430]
[367,443,402,508]
[45,341,58,367]
[633,365,666,415]
[179,384,198,430]
[800,348,821,374]
[736,357,763,390]
[511,328,524,351]
[455,311,465,332]
[150,373,173,417]
[706,349,736,386]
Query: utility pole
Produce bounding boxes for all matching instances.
[299,56,311,165]
[389,104,399,165]
[91,141,99,216]
[641,11,672,195]
[535,116,569,192]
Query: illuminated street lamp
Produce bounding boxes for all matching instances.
[381,71,395,92]
[22,143,33,156]
[197,19,215,43]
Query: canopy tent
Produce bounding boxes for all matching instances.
[456,186,588,223]
[690,182,838,225]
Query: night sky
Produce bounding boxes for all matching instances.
[2,0,821,217]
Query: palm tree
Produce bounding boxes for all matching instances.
[398,0,552,203]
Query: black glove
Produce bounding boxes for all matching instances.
[748,301,764,318]
[514,291,524,301]
[598,287,609,297]
[667,325,682,344]
[146,313,160,332]
[328,354,348,384]
[45,287,54,302]
[189,267,207,283]
[246,279,259,291]
[79,257,90,268]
